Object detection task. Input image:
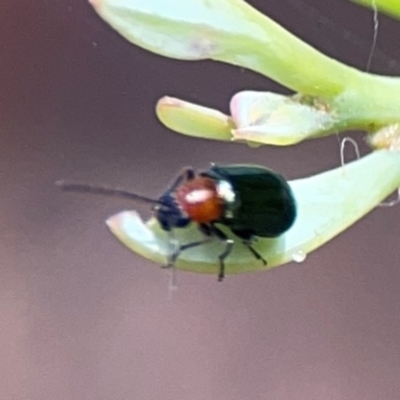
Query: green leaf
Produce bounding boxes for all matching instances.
[90,0,357,95]
[156,97,233,141]
[89,0,400,145]
[106,150,400,277]
[229,91,334,145]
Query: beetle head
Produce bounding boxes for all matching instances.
[154,193,191,231]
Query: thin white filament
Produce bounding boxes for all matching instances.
[366,0,379,71]
[340,137,361,167]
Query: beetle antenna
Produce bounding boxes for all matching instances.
[55,180,160,205]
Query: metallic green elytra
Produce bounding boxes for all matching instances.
[202,164,297,239]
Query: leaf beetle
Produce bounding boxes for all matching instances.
[58,164,296,281]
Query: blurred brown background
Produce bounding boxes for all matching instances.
[1,0,400,399]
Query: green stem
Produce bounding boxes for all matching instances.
[92,0,400,137]
[349,0,400,19]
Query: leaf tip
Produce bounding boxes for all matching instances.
[88,0,101,9]
[156,96,185,109]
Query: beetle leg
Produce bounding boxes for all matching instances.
[164,237,212,268]
[242,240,267,266]
[205,224,235,282]
[168,167,196,192]
[164,225,213,268]
[217,239,234,282]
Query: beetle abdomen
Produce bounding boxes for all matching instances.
[203,165,296,238]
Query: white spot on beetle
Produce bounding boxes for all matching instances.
[217,180,235,203]
[185,189,213,204]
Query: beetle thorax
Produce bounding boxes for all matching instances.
[175,177,224,223]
